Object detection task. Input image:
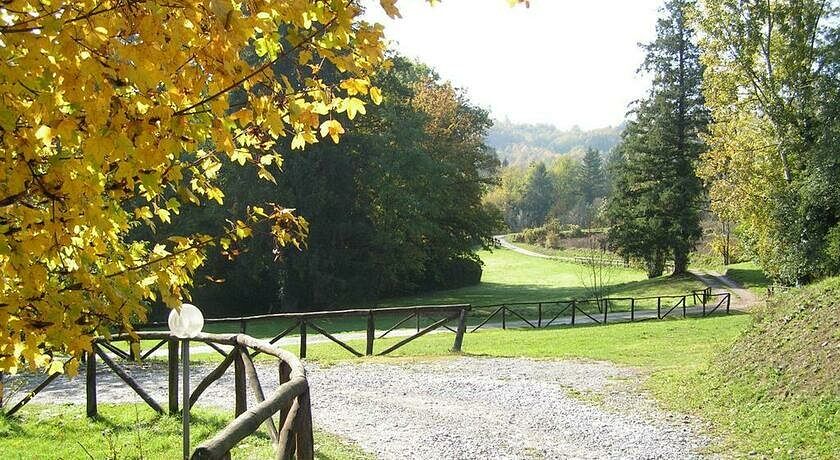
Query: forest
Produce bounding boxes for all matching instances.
[1,1,837,458]
[155,57,502,316]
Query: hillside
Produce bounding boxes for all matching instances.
[486,120,622,166]
[654,277,840,458]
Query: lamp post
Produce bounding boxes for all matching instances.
[168,303,204,460]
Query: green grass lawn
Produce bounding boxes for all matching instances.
[724,261,771,295]
[116,248,707,355]
[287,313,752,367]
[0,404,371,460]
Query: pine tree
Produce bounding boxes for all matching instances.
[518,162,555,228]
[577,148,606,226]
[606,0,708,276]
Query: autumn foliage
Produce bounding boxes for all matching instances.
[0,0,411,375]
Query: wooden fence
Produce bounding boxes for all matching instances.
[141,304,470,360]
[470,287,730,332]
[3,332,315,459]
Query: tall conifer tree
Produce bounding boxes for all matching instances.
[606,0,708,276]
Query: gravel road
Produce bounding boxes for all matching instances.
[9,356,713,459]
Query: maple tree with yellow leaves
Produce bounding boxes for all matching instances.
[0,0,527,377]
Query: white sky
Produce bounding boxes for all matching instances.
[362,0,662,130]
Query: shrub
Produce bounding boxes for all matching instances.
[435,257,483,289]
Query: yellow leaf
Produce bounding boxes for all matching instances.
[380,0,402,18]
[339,97,366,120]
[156,208,171,223]
[319,119,345,143]
[230,149,252,166]
[35,125,53,145]
[370,87,383,105]
[291,132,307,150]
[258,166,277,183]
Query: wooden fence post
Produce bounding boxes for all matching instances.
[129,339,140,361]
[168,338,179,414]
[233,346,247,417]
[86,348,97,417]
[657,297,661,319]
[365,311,375,356]
[682,296,687,318]
[630,298,635,321]
[294,390,315,460]
[501,307,506,330]
[299,321,307,359]
[278,360,292,427]
[602,299,608,324]
[726,293,731,313]
[570,300,576,325]
[537,303,542,328]
[452,308,467,352]
[416,313,420,332]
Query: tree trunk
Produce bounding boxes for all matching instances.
[673,247,689,275]
[645,253,665,278]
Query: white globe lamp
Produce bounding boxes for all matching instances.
[168,303,204,338]
[169,303,204,459]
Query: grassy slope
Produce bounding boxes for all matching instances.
[0,404,372,460]
[649,277,840,458]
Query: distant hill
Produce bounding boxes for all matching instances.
[486,120,622,166]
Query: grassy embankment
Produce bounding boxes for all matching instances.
[0,404,371,460]
[649,277,839,458]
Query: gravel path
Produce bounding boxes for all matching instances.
[9,357,713,459]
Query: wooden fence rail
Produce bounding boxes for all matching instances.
[140,304,471,360]
[470,291,731,332]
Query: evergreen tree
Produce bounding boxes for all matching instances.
[518,162,555,228]
[606,0,708,276]
[576,147,607,226]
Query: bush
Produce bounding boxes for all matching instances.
[434,257,483,289]
[545,231,563,248]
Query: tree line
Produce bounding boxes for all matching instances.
[485,147,608,231]
[485,121,621,167]
[489,0,839,286]
[156,57,501,316]
[606,0,839,283]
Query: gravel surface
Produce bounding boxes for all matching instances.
[8,357,713,459]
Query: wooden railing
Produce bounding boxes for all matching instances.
[87,332,314,459]
[142,304,470,359]
[470,291,731,332]
[3,332,315,458]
